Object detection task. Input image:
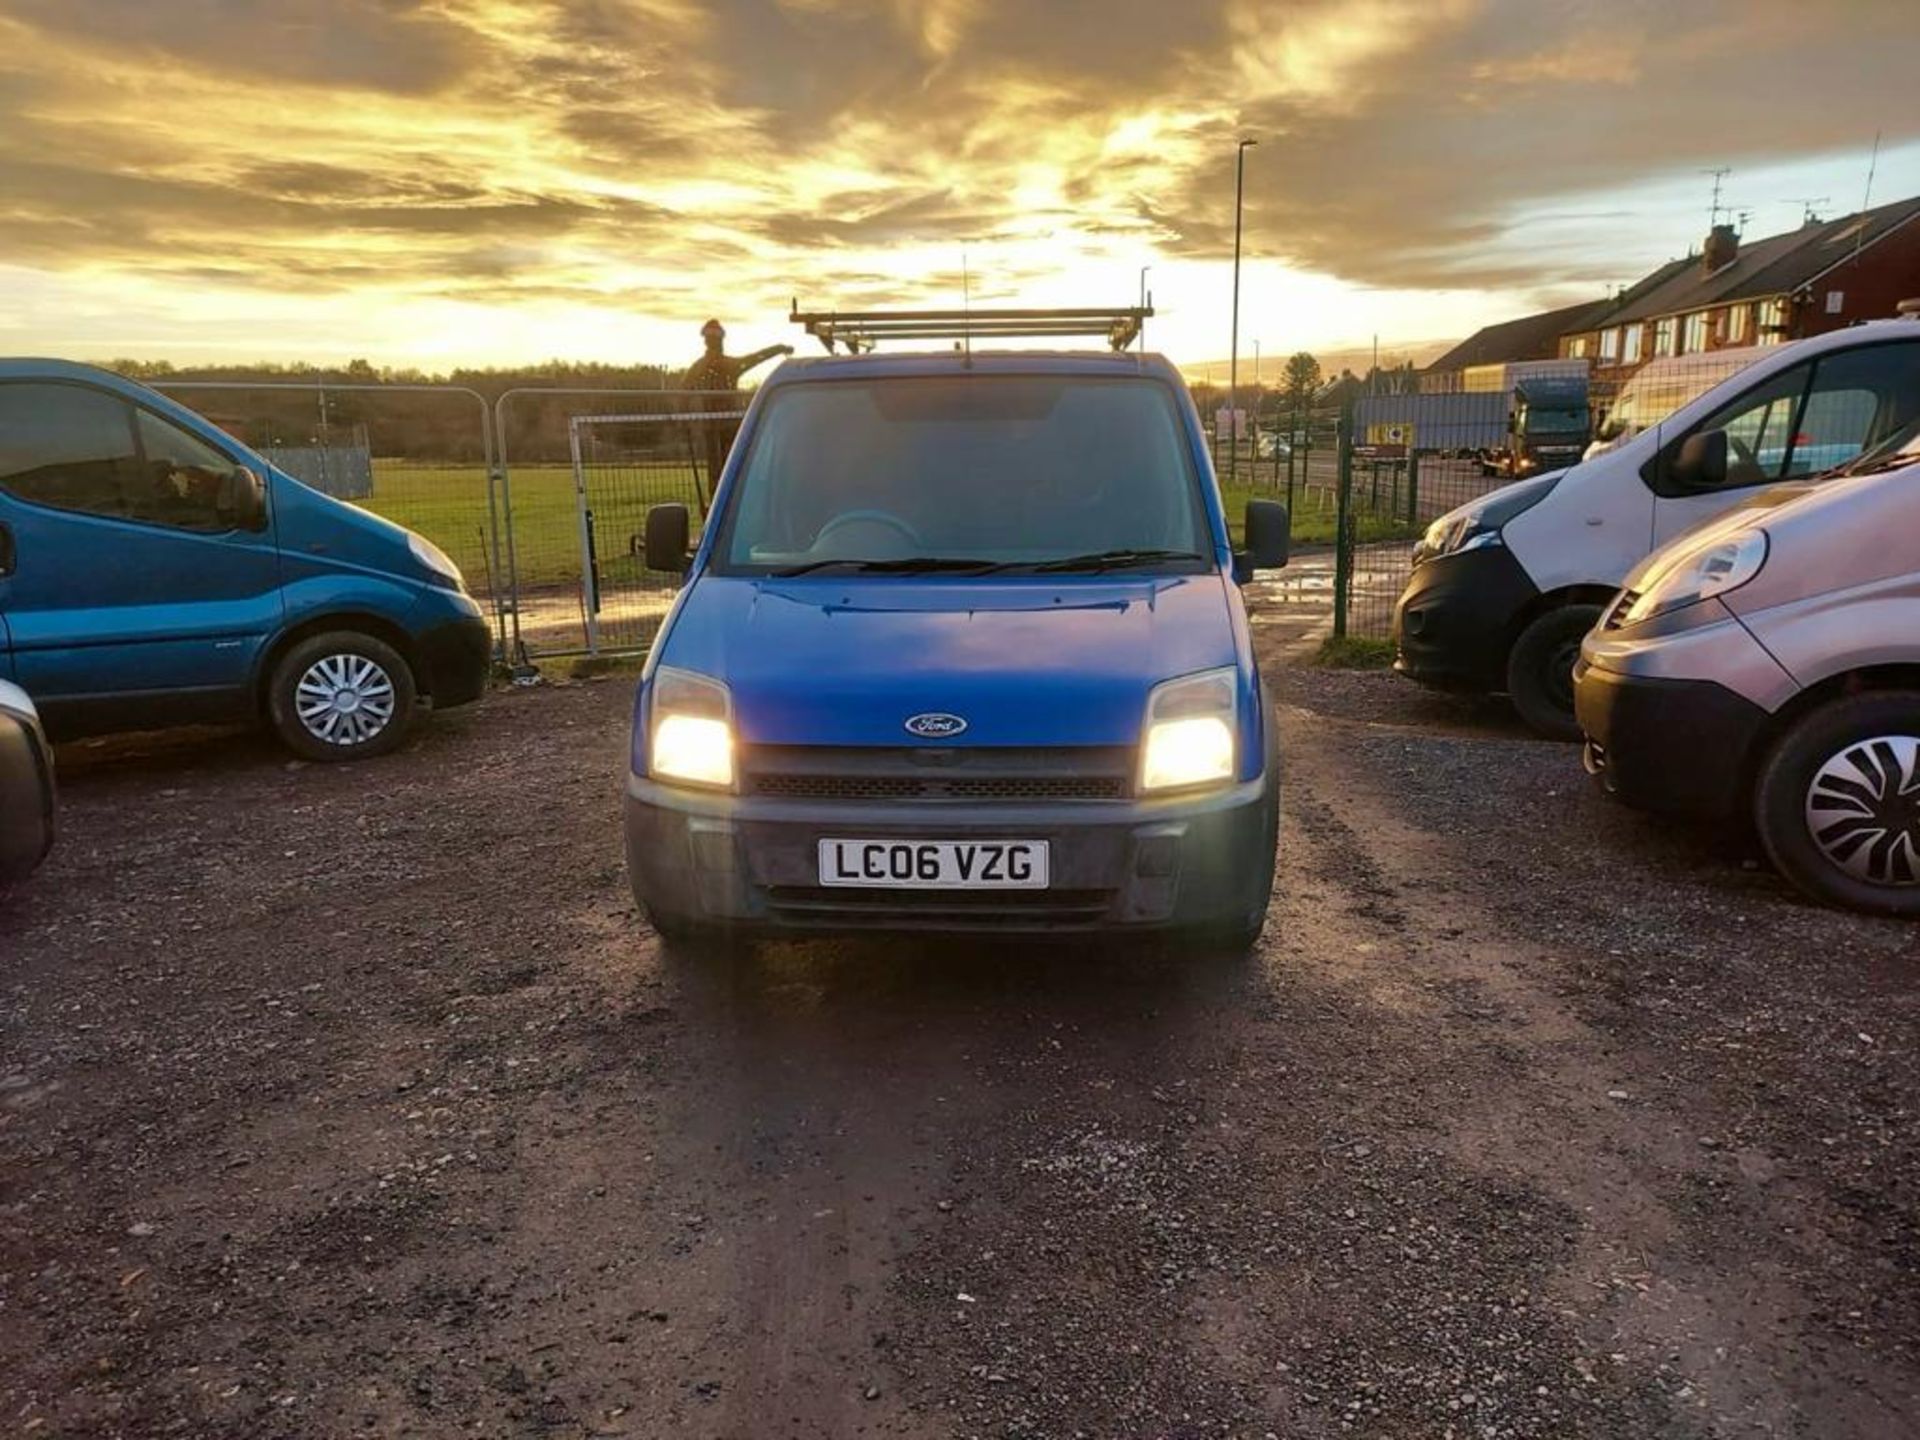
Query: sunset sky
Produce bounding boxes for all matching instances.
[2,0,1916,372]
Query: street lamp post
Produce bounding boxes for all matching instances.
[1229,137,1257,490]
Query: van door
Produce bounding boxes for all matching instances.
[0,380,284,733]
[1650,340,1920,547]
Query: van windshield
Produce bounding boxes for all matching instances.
[714,375,1211,574]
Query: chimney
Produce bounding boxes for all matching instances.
[1703,223,1739,273]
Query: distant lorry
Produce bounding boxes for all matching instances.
[1356,361,1591,477]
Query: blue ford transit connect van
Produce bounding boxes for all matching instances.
[624,338,1291,943]
[0,361,491,761]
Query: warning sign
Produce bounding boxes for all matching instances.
[1365,421,1415,447]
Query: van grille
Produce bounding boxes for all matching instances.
[742,745,1134,803]
[1603,591,1639,630]
[765,885,1115,929]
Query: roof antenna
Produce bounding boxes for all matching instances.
[961,246,973,367]
[1857,129,1882,263]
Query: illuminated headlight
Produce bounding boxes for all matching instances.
[1141,667,1238,793]
[1621,530,1768,625]
[409,533,466,591]
[649,667,734,789]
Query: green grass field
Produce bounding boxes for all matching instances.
[361,462,1422,595]
[363,463,705,592]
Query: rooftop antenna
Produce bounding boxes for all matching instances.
[1857,129,1882,262]
[1783,197,1829,225]
[961,246,972,366]
[1702,166,1732,230]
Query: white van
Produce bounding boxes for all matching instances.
[1583,347,1768,460]
[1392,314,1920,736]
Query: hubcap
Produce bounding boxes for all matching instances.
[1805,734,1920,887]
[1547,639,1582,715]
[295,654,397,747]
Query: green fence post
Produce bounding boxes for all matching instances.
[1333,400,1354,641]
[1406,448,1420,528]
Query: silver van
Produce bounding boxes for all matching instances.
[0,679,55,884]
[1575,424,1920,914]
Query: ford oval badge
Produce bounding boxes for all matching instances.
[905,712,968,739]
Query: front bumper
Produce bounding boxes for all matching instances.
[1392,543,1539,693]
[624,774,1277,935]
[415,609,492,710]
[1575,662,1769,818]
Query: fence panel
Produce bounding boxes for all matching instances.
[494,388,748,660]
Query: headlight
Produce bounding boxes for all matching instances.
[409,533,466,591]
[1141,667,1238,793]
[649,667,734,789]
[1621,530,1768,625]
[1414,472,1563,564]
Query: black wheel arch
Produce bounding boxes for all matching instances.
[1743,664,1920,796]
[1504,584,1617,657]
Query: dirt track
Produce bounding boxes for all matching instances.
[2,617,1916,1438]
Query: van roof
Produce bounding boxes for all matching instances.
[761,349,1186,388]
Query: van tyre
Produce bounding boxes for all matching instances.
[1753,692,1920,917]
[1507,604,1603,740]
[269,632,417,763]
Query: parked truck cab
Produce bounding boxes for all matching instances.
[1394,317,1920,736]
[0,361,492,760]
[623,345,1290,943]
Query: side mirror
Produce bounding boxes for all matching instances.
[216,466,269,531]
[1672,430,1729,489]
[0,707,56,885]
[1240,499,1290,578]
[644,503,692,574]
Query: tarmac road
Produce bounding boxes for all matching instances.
[2,619,1916,1438]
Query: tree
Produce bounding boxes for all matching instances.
[1280,352,1321,437]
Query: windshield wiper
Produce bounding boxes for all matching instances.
[768,556,1013,577]
[1025,548,1206,574]
[1835,452,1920,479]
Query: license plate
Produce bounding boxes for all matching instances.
[817,838,1050,889]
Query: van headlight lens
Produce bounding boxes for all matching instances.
[1141,667,1238,793]
[649,667,734,789]
[1414,472,1563,564]
[1621,530,1768,625]
[409,533,466,591]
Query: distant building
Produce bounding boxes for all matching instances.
[1559,196,1920,390]
[1420,299,1615,392]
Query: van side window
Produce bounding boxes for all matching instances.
[0,383,244,533]
[1650,341,1920,496]
[0,382,143,518]
[132,410,247,532]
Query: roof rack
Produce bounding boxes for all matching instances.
[789,304,1152,354]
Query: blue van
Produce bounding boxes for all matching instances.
[0,361,491,760]
[624,343,1291,943]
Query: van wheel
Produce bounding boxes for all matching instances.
[268,632,417,762]
[1506,605,1602,740]
[1753,692,1920,916]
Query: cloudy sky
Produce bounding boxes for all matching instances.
[1,0,1915,370]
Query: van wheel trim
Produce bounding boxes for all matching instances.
[294,654,399,747]
[1805,734,1920,887]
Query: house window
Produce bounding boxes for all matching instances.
[1726,304,1750,344]
[1598,327,1621,362]
[1566,334,1592,358]
[1652,317,1677,357]
[1622,325,1644,365]
[1682,312,1710,354]
[1758,297,1789,344]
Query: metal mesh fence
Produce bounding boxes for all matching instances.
[561,409,746,656]
[495,390,748,659]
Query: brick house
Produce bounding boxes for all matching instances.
[1418,298,1613,392]
[1558,195,1920,391]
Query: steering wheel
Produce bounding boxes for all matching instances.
[1725,433,1760,478]
[811,508,923,553]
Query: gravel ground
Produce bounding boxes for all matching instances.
[1,615,1915,1438]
